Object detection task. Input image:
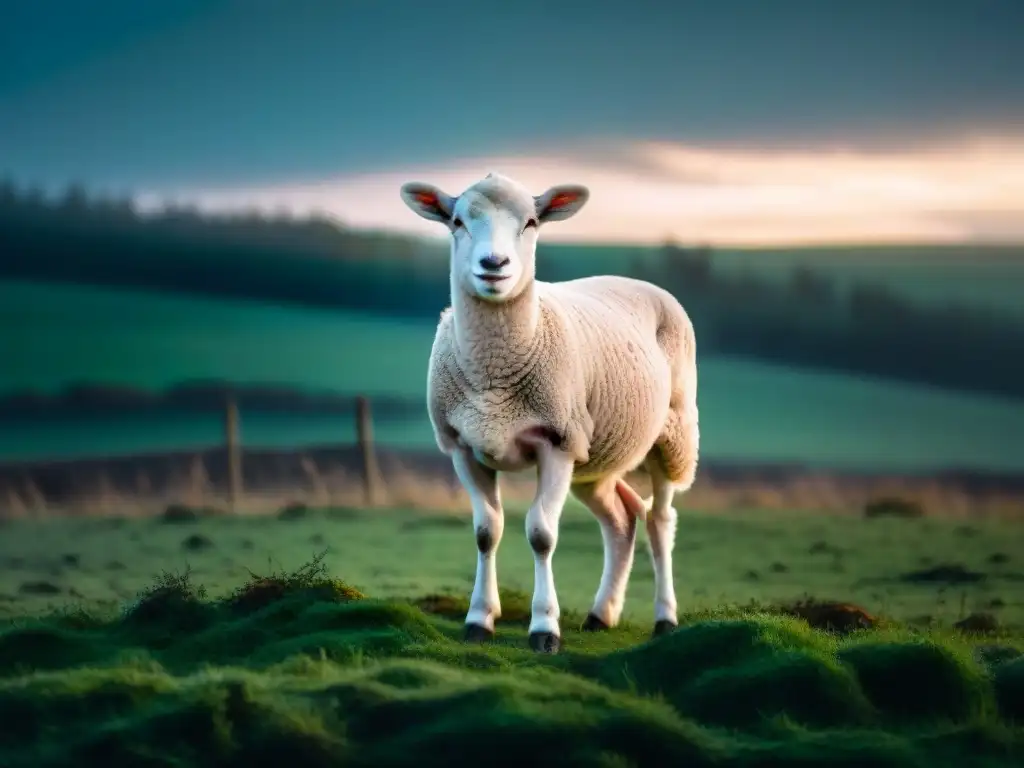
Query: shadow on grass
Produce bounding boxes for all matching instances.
[0,557,1022,767]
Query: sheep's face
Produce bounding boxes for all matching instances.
[400,173,589,303]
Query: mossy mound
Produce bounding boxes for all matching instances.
[0,565,1021,767]
[995,655,1024,723]
[595,615,875,728]
[838,640,993,723]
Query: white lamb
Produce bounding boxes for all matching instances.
[400,172,699,653]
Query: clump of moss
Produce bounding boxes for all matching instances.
[994,655,1024,722]
[604,616,825,686]
[124,567,214,631]
[679,649,874,728]
[228,551,365,615]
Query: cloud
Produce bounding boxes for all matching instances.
[137,137,1024,247]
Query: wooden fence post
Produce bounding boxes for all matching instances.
[224,395,242,513]
[355,395,381,506]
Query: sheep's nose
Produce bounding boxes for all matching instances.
[478,254,511,271]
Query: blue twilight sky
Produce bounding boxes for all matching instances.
[2,0,1023,245]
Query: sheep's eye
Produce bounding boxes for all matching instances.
[523,218,538,232]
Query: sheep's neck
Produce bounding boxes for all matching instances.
[451,278,541,388]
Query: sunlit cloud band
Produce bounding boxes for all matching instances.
[137,138,1024,247]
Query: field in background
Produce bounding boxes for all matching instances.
[5,278,1024,474]
[0,505,1022,766]
[3,505,1021,626]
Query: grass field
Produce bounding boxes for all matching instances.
[7,277,1024,475]
[1,505,1022,766]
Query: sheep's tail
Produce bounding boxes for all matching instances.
[614,479,650,522]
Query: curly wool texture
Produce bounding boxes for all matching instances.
[428,273,699,488]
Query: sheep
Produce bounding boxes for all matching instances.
[399,172,699,653]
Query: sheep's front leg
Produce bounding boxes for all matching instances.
[525,444,576,654]
[452,447,504,641]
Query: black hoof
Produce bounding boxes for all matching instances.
[464,623,494,643]
[652,619,678,637]
[528,631,561,654]
[581,613,611,632]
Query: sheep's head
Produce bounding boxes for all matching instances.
[400,173,589,303]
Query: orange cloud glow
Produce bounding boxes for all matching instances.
[139,137,1024,247]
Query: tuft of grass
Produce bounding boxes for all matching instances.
[124,566,214,633]
[228,550,365,616]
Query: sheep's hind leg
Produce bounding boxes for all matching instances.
[573,477,639,631]
[452,447,505,641]
[524,443,576,653]
[645,454,680,637]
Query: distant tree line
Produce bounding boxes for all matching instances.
[2,179,1022,400]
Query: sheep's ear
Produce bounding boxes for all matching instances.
[535,184,590,223]
[400,182,455,223]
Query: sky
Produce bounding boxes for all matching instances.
[2,0,1023,246]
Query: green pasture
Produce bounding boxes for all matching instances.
[0,506,1021,766]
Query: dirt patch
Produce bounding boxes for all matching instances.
[954,612,1000,634]
[808,540,842,556]
[160,504,220,523]
[182,533,215,552]
[19,580,62,596]
[899,563,986,585]
[779,599,876,634]
[864,496,925,519]
[277,502,311,520]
